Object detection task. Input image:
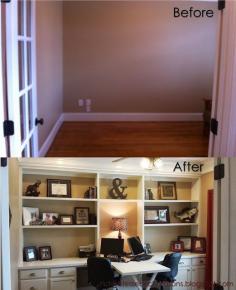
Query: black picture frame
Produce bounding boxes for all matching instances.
[144,206,170,224]
[158,182,177,200]
[74,207,90,225]
[60,215,74,225]
[23,246,38,262]
[47,179,71,198]
[39,246,52,261]
[191,237,206,253]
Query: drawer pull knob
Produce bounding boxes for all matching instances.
[59,271,65,275]
[30,273,36,277]
[30,287,36,290]
[200,260,204,263]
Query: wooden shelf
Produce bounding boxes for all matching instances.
[99,198,139,202]
[22,196,97,202]
[22,225,98,229]
[144,223,198,227]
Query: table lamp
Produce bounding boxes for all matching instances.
[111,217,128,239]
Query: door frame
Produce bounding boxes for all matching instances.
[209,1,236,156]
[5,0,38,157]
[0,7,7,157]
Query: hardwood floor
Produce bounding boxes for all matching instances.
[46,122,209,157]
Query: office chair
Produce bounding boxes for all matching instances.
[87,256,120,289]
[154,253,182,290]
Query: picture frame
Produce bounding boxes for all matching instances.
[177,236,194,251]
[22,207,39,226]
[191,237,206,253]
[171,240,184,252]
[47,179,71,198]
[39,246,52,260]
[42,213,59,225]
[60,215,74,225]
[23,246,38,262]
[158,182,177,200]
[74,207,90,225]
[144,206,170,224]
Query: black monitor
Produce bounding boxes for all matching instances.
[127,236,145,255]
[100,238,124,257]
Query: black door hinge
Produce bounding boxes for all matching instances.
[3,120,14,137]
[1,158,7,167]
[218,0,225,10]
[211,118,218,135]
[214,164,225,180]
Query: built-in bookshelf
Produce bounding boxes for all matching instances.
[17,162,206,261]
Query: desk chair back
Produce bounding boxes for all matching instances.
[87,257,114,289]
[157,253,182,282]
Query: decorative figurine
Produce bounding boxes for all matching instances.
[109,178,127,199]
[145,188,154,200]
[174,207,198,223]
[25,180,41,197]
[84,186,97,199]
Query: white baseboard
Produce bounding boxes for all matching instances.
[63,112,203,122]
[38,114,64,157]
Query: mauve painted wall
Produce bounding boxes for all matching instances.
[63,1,217,113]
[36,1,63,148]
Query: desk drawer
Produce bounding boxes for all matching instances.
[192,257,206,266]
[178,258,191,267]
[50,267,76,278]
[20,269,47,280]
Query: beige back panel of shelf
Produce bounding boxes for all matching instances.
[24,228,95,258]
[99,202,138,252]
[23,175,96,198]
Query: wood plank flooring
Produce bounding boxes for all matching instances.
[46,122,209,157]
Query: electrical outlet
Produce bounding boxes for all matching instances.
[78,99,84,107]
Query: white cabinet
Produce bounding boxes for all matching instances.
[175,267,191,290]
[191,267,205,290]
[20,279,48,290]
[50,277,76,290]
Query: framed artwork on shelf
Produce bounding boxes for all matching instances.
[177,236,194,251]
[60,215,74,225]
[42,213,59,225]
[158,182,177,200]
[74,207,90,225]
[47,179,71,198]
[22,207,39,226]
[144,206,170,224]
[23,246,38,262]
[191,237,206,253]
[39,246,52,260]
[171,240,184,252]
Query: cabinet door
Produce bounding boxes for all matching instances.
[20,279,48,290]
[174,268,191,290]
[191,267,205,290]
[50,277,76,290]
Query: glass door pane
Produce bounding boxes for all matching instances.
[18,0,24,36]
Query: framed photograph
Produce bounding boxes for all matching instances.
[39,246,52,260]
[22,207,39,226]
[74,207,90,225]
[191,237,206,253]
[158,182,177,200]
[171,240,184,252]
[178,236,194,251]
[144,206,170,224]
[60,215,74,225]
[23,246,38,262]
[47,179,71,198]
[42,213,59,225]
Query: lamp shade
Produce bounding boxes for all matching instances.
[111,217,128,232]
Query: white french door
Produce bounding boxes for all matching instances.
[3,0,38,157]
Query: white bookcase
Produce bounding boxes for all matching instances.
[17,162,205,262]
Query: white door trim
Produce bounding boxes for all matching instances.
[209,2,236,156]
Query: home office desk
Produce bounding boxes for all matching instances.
[18,252,205,290]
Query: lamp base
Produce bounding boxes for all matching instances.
[118,230,122,239]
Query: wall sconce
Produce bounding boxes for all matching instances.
[111,217,128,239]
